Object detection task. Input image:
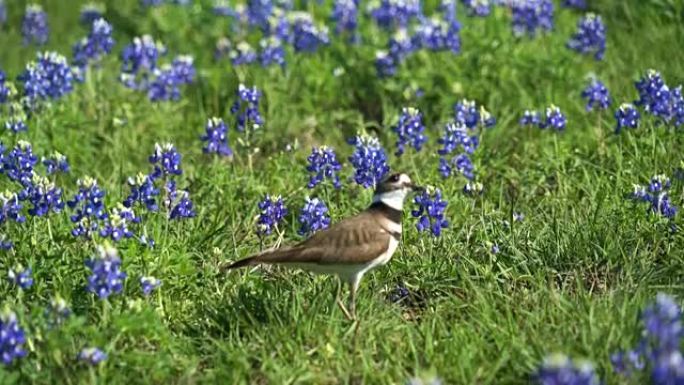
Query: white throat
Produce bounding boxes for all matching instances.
[372,189,408,211]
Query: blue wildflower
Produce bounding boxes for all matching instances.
[259,37,286,68]
[510,0,554,37]
[230,41,258,65]
[0,309,27,366]
[412,187,449,237]
[230,84,264,132]
[581,78,611,111]
[534,353,601,385]
[1,141,38,186]
[438,122,479,155]
[0,235,13,250]
[463,181,484,196]
[412,17,461,54]
[306,146,342,189]
[439,153,474,180]
[291,12,330,53]
[148,55,195,102]
[78,347,107,365]
[42,151,69,175]
[348,134,390,188]
[124,173,160,212]
[540,105,567,130]
[454,99,496,129]
[149,142,182,179]
[68,177,108,238]
[614,103,640,133]
[256,194,288,236]
[18,51,75,104]
[140,276,161,295]
[73,18,115,69]
[331,0,359,40]
[213,0,238,17]
[567,13,606,61]
[22,4,49,45]
[369,0,421,29]
[120,35,165,90]
[375,51,397,77]
[163,180,196,220]
[8,266,33,290]
[100,204,139,241]
[389,29,416,63]
[0,70,10,103]
[634,70,684,126]
[45,297,71,326]
[0,1,6,26]
[85,244,126,299]
[201,117,232,157]
[298,197,331,235]
[22,174,64,217]
[630,175,677,219]
[393,107,427,156]
[561,0,586,9]
[214,37,233,61]
[463,0,492,17]
[246,0,274,29]
[513,211,525,222]
[80,3,104,25]
[0,191,26,225]
[520,110,541,127]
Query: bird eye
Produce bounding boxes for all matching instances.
[389,174,400,182]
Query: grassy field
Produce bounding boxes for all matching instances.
[1,0,684,384]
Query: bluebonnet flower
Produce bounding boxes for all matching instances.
[139,234,155,249]
[124,173,159,212]
[490,243,500,254]
[149,143,182,178]
[246,0,274,29]
[306,146,342,189]
[259,37,286,68]
[8,266,33,290]
[22,4,49,45]
[230,41,258,65]
[291,12,330,53]
[561,0,586,9]
[201,117,232,157]
[389,29,416,63]
[0,191,26,225]
[513,211,525,222]
[567,13,606,61]
[120,35,165,90]
[68,177,107,238]
[454,99,496,129]
[581,78,611,111]
[393,107,427,156]
[0,309,27,366]
[100,204,139,241]
[634,70,684,126]
[0,71,10,104]
[230,84,264,132]
[1,141,38,186]
[45,297,71,326]
[463,0,492,17]
[42,152,69,175]
[534,353,600,385]
[18,51,75,104]
[267,10,292,42]
[73,18,115,69]
[614,103,640,133]
[80,3,104,25]
[412,187,449,237]
[463,181,484,196]
[163,180,196,220]
[540,105,567,130]
[630,175,677,219]
[387,284,410,304]
[0,1,6,26]
[440,0,456,23]
[214,37,233,61]
[439,153,475,180]
[256,194,288,236]
[369,0,421,29]
[86,244,126,299]
[298,197,330,235]
[140,276,161,295]
[510,0,554,37]
[412,17,461,54]
[375,51,397,77]
[438,122,479,155]
[520,110,541,126]
[78,347,107,365]
[22,174,64,217]
[147,55,195,102]
[331,0,359,40]
[348,134,390,188]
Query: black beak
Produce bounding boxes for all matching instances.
[410,183,425,192]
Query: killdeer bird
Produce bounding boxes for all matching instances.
[224,172,422,319]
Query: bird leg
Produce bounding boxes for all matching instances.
[335,278,354,321]
[348,278,359,321]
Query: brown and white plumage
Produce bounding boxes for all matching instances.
[224,172,421,319]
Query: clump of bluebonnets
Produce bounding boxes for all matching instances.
[259,37,286,68]
[348,134,390,188]
[231,84,264,132]
[634,70,684,127]
[0,309,27,366]
[147,55,196,102]
[567,13,606,61]
[509,0,554,37]
[393,107,427,156]
[73,18,115,70]
[581,78,611,111]
[8,265,33,290]
[201,117,233,157]
[462,0,492,17]
[163,180,196,220]
[520,105,566,130]
[306,146,342,189]
[18,51,76,107]
[630,174,677,220]
[291,12,330,53]
[85,243,126,300]
[230,41,258,66]
[22,4,49,45]
[22,174,64,217]
[78,347,107,365]
[120,35,165,90]
[331,0,359,42]
[42,152,70,175]
[454,99,496,129]
[100,204,139,242]
[611,294,684,384]
[68,177,107,238]
[614,103,640,134]
[256,194,288,236]
[533,353,601,385]
[369,0,421,29]
[412,16,461,54]
[124,173,160,212]
[140,276,162,295]
[298,197,331,235]
[80,3,105,25]
[412,186,449,237]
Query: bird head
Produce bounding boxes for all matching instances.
[372,172,423,210]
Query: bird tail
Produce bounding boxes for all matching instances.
[221,246,301,272]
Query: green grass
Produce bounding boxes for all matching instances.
[1,0,684,383]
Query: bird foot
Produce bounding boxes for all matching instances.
[336,298,355,321]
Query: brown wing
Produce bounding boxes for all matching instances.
[255,212,391,265]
